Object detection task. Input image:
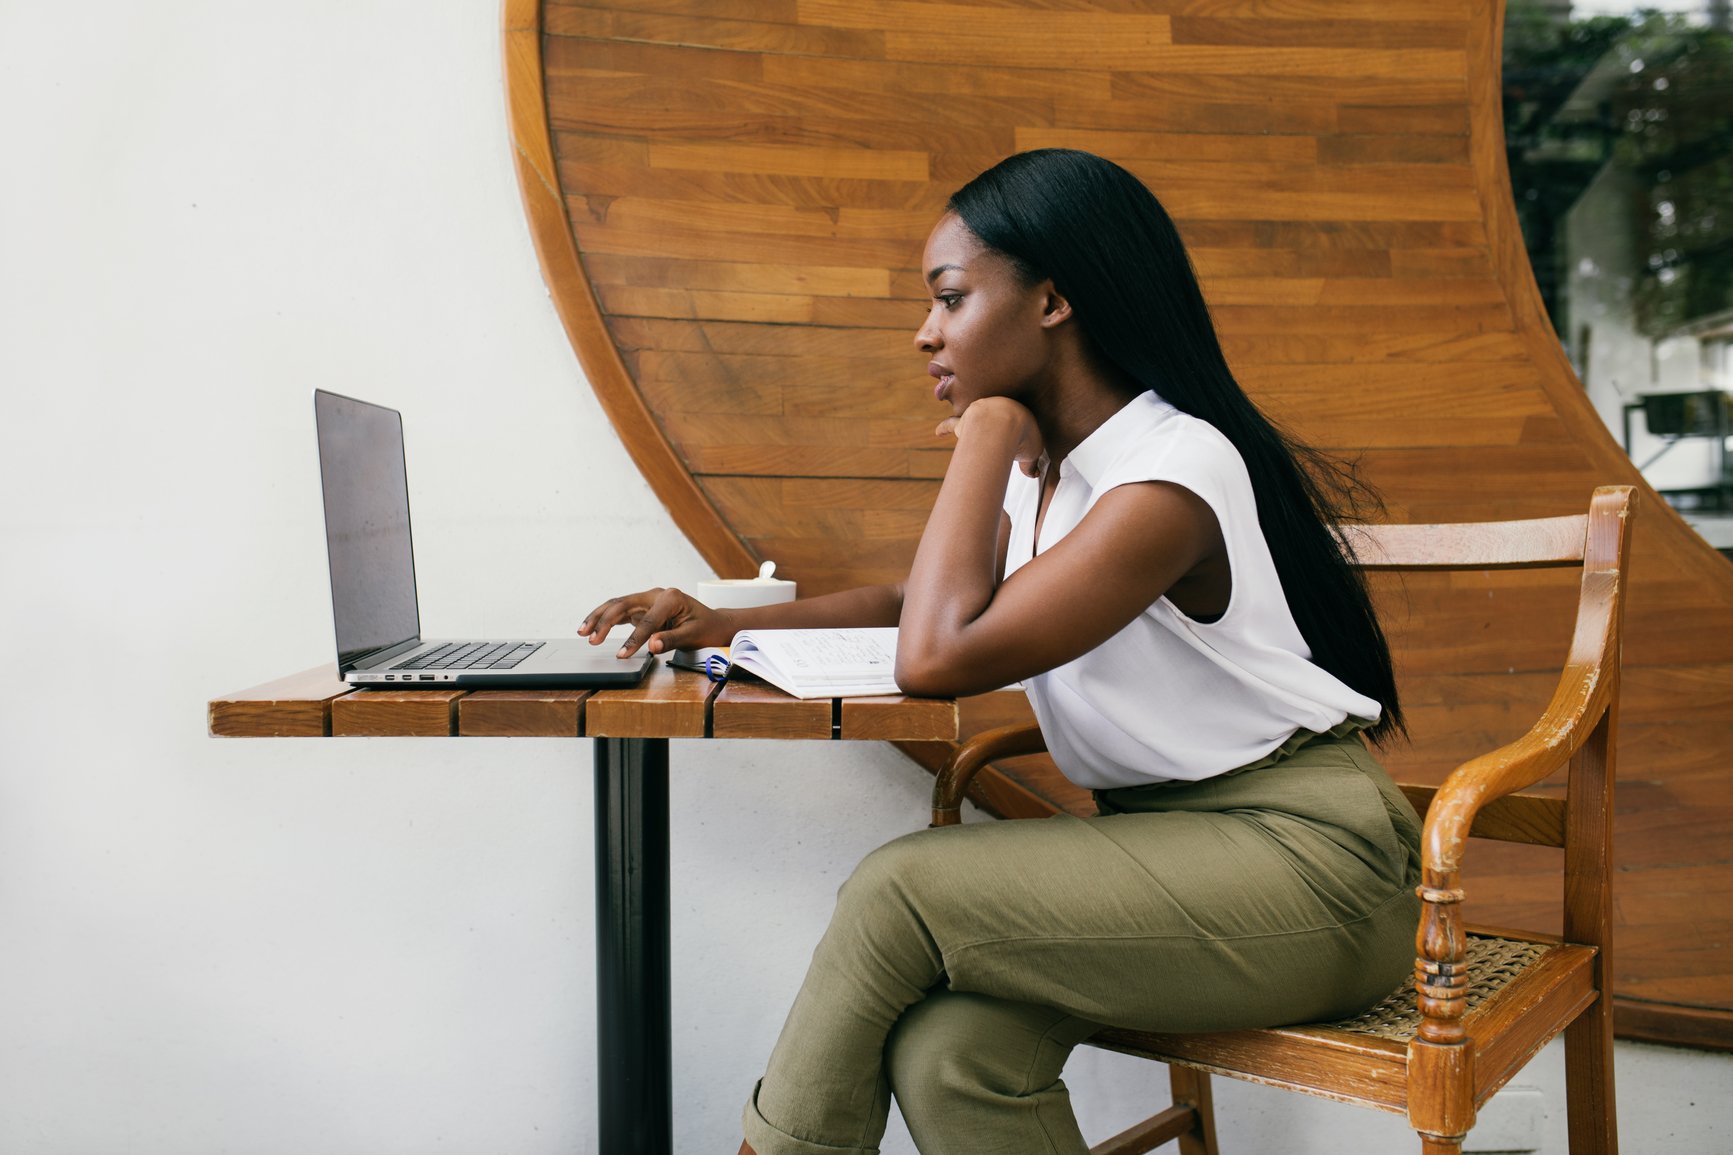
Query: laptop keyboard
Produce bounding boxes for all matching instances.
[391,641,544,671]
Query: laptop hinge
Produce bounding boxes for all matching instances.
[344,637,424,674]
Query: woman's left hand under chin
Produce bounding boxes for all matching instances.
[935,396,1047,477]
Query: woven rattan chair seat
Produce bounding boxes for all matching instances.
[1321,935,1552,1043]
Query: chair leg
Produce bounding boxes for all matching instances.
[1169,1066,1219,1155]
[1418,1135,1465,1155]
[1085,1066,1219,1155]
[1563,997,1618,1153]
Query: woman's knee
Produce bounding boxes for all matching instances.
[835,828,951,914]
[885,990,1086,1102]
[886,990,1096,1154]
[885,990,977,1100]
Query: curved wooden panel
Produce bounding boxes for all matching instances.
[507,0,1733,1047]
[503,0,756,579]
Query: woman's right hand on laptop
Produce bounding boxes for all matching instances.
[579,588,737,659]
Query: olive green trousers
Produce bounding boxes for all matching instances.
[743,728,1423,1155]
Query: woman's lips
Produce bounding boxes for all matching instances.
[929,363,955,401]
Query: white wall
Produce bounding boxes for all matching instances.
[0,4,1726,1153]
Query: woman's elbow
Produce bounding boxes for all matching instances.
[894,649,974,699]
[894,648,939,698]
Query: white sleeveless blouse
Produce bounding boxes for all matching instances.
[1002,390,1380,789]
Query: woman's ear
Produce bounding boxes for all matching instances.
[1039,284,1073,328]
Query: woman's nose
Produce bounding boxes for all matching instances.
[914,314,939,352]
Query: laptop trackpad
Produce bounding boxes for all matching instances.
[519,639,655,683]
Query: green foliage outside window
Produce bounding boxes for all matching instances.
[1504,3,1732,338]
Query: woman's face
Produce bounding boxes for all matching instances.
[915,214,1056,416]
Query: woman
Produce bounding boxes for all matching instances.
[580,149,1421,1155]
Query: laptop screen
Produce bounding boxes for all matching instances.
[314,390,421,670]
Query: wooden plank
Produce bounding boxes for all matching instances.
[1319,134,1471,165]
[1210,304,1513,334]
[1135,0,1474,16]
[1345,514,1585,569]
[1400,785,1567,847]
[1468,945,1599,1103]
[811,296,941,330]
[547,3,880,56]
[583,253,890,298]
[1252,248,1402,278]
[546,63,1059,132]
[544,35,764,83]
[1265,414,1537,451]
[585,660,716,737]
[548,0,797,22]
[712,675,832,739]
[608,316,907,359]
[1339,103,1470,135]
[758,50,1113,102]
[1316,277,1503,305]
[1206,276,1503,308]
[638,350,916,393]
[564,120,1011,166]
[660,412,940,452]
[1169,15,1467,50]
[914,39,1464,80]
[734,536,920,576]
[330,689,466,737]
[1238,359,1541,395]
[1614,1000,1733,1051]
[577,195,937,242]
[610,287,928,332]
[1218,331,1527,364]
[1067,160,1478,198]
[683,444,948,479]
[840,695,957,741]
[574,217,917,269]
[208,664,351,738]
[458,689,590,737]
[649,141,928,183]
[1108,69,1467,106]
[1389,247,1493,277]
[1089,1026,1408,1115]
[1013,126,1319,164]
[804,2,1176,70]
[600,284,816,325]
[1182,219,1489,250]
[702,476,939,525]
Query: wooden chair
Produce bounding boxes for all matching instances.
[930,486,1636,1154]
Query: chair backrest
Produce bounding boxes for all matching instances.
[1338,486,1633,856]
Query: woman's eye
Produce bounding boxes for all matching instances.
[936,293,962,311]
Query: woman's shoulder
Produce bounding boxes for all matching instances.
[1091,394,1247,493]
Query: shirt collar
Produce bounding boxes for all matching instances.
[1059,390,1177,485]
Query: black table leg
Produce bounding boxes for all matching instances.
[594,736,672,1155]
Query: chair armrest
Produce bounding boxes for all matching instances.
[1422,486,1632,883]
[1422,577,1621,879]
[931,722,1047,826]
[1412,486,1633,1051]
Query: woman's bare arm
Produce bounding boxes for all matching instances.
[896,397,1223,698]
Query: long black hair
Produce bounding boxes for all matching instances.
[949,148,1404,744]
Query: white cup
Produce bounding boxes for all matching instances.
[697,560,796,610]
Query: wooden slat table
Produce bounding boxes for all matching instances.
[210,662,956,1155]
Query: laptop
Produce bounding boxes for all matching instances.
[314,389,656,688]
